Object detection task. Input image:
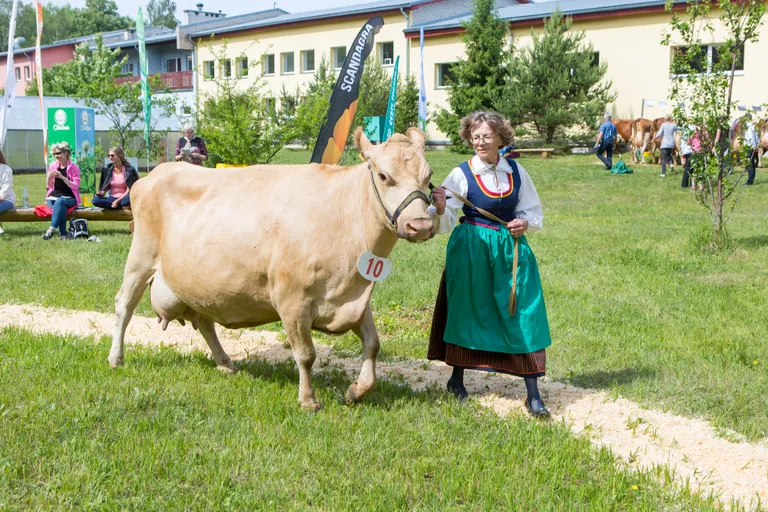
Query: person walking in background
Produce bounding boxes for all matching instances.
[655,114,679,177]
[428,111,552,418]
[0,149,15,235]
[175,124,208,166]
[594,113,617,170]
[680,124,696,189]
[744,114,759,186]
[42,142,80,240]
[93,147,139,209]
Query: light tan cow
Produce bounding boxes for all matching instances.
[108,128,435,410]
[759,119,768,168]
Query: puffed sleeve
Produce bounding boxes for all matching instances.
[514,162,543,233]
[434,167,468,235]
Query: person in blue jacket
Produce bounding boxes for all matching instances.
[594,113,617,170]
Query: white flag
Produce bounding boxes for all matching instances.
[0,0,20,147]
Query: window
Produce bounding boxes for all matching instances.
[590,52,600,68]
[220,59,232,79]
[165,57,182,73]
[281,52,294,74]
[187,55,193,71]
[670,44,744,75]
[378,42,394,66]
[203,60,215,80]
[282,96,296,117]
[263,54,275,75]
[14,67,20,80]
[331,46,346,69]
[24,65,30,81]
[436,63,456,88]
[300,50,315,73]
[263,97,276,116]
[122,62,135,75]
[236,57,248,77]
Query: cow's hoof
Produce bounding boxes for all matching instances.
[345,384,360,405]
[301,401,322,413]
[216,362,238,374]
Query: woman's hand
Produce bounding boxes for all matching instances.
[0,193,5,202]
[175,154,183,161]
[95,190,105,197]
[111,198,121,208]
[431,187,446,215]
[506,218,528,238]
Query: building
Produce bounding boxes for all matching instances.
[191,0,767,143]
[0,42,77,98]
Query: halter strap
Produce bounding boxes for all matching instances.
[368,165,430,228]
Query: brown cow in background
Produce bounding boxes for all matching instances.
[611,119,634,154]
[630,118,653,164]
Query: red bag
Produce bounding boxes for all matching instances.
[33,204,78,218]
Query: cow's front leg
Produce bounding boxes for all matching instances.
[346,306,380,405]
[282,310,320,411]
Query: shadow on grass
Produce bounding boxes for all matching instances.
[736,235,768,249]
[185,351,440,410]
[568,366,657,389]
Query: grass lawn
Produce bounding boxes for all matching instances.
[1,151,767,442]
[0,327,721,510]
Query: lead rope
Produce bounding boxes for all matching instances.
[441,186,519,317]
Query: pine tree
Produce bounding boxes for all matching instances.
[434,0,509,148]
[496,9,615,143]
[395,74,419,135]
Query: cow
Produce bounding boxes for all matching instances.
[759,119,768,168]
[630,118,653,164]
[611,119,634,153]
[650,117,683,166]
[108,128,436,411]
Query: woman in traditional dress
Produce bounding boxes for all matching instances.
[175,124,208,166]
[428,111,552,417]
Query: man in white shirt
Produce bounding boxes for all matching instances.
[744,115,759,185]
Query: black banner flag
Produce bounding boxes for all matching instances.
[310,16,384,164]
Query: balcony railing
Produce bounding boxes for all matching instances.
[115,70,193,91]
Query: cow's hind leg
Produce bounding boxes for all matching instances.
[198,318,238,374]
[109,258,154,368]
[346,305,380,405]
[282,309,320,411]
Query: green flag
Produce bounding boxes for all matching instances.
[136,8,152,159]
[382,56,399,142]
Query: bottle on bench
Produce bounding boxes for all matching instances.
[22,186,29,208]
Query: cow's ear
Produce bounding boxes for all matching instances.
[355,127,372,157]
[406,127,426,149]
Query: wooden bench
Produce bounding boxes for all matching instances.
[511,148,556,159]
[0,208,133,222]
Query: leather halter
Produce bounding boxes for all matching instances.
[367,162,431,229]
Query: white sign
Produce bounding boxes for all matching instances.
[357,251,392,282]
[645,100,655,107]
[659,101,668,108]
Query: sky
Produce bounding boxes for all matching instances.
[42,0,365,23]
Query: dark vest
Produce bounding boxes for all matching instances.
[459,157,521,229]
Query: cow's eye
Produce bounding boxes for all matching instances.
[378,173,387,182]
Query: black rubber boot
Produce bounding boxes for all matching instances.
[446,366,468,401]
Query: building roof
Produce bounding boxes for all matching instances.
[405,0,686,33]
[187,0,430,38]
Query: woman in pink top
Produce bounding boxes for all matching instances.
[43,142,81,240]
[93,147,139,210]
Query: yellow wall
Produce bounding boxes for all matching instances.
[195,13,407,110]
[196,8,767,143]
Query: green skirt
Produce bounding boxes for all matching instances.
[444,221,551,355]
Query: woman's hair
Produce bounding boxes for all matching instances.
[665,114,674,121]
[183,123,195,133]
[110,146,127,167]
[0,149,6,165]
[51,142,71,156]
[459,111,514,146]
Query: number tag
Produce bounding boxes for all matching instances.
[357,251,392,282]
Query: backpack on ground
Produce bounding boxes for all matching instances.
[68,218,90,239]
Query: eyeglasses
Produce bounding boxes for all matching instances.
[471,134,497,144]
[52,152,62,156]
[108,154,116,158]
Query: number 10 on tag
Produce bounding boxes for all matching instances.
[357,251,392,282]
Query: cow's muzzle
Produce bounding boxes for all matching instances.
[400,217,435,242]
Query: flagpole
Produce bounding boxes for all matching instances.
[137,8,152,173]
[34,0,46,166]
[0,0,20,149]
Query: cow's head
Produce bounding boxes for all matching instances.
[356,127,435,242]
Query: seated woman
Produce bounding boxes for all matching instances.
[0,149,15,235]
[174,124,208,166]
[43,142,80,241]
[92,147,139,210]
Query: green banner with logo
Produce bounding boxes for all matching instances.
[48,106,96,206]
[382,56,399,142]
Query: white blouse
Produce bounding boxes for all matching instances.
[0,164,15,205]
[435,155,544,235]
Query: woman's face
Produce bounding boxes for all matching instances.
[184,129,195,139]
[471,122,501,162]
[53,148,69,165]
